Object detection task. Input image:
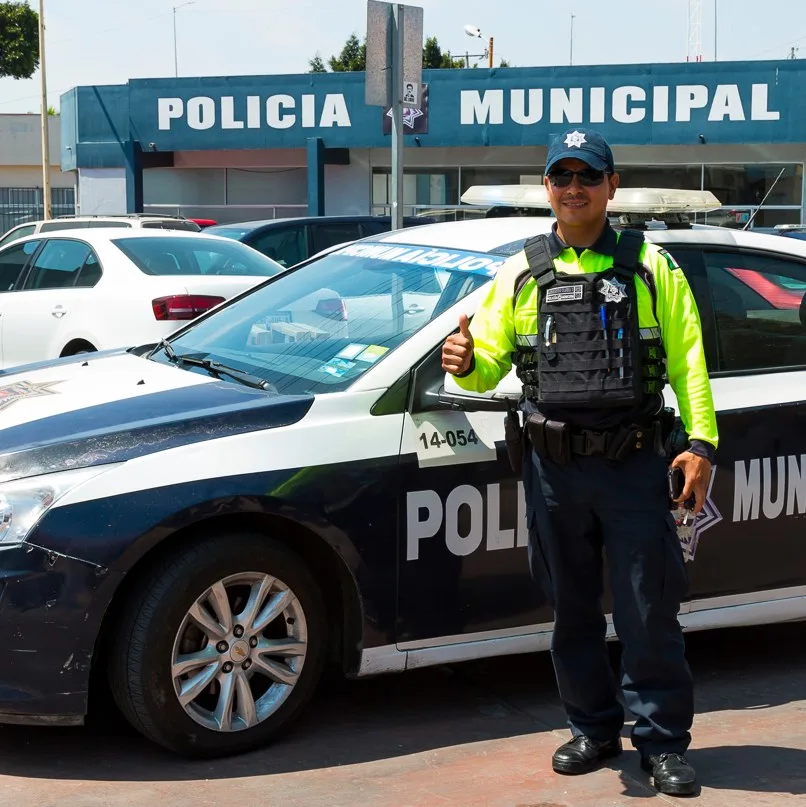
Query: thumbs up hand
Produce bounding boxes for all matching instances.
[442,314,475,375]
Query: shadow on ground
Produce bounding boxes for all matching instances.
[0,620,802,786]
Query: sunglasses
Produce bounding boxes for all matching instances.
[547,168,608,188]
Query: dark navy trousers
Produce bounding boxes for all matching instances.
[524,447,694,758]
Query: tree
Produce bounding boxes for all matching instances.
[308,54,327,73]
[0,1,39,80]
[499,58,513,68]
[328,33,366,72]
[312,33,467,73]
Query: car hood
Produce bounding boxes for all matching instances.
[0,350,314,483]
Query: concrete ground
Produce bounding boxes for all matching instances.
[0,620,804,806]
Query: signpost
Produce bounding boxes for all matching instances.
[366,1,423,230]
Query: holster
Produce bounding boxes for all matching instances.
[504,401,525,474]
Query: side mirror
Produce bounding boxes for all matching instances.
[432,385,517,412]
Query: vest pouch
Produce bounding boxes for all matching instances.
[536,271,644,409]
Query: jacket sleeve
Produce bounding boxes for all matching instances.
[648,246,719,451]
[452,256,520,394]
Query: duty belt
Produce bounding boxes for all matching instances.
[569,423,658,457]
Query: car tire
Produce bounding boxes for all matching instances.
[108,532,327,758]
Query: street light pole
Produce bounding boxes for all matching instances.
[173,2,195,77]
[570,14,575,66]
[38,0,51,220]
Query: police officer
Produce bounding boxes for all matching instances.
[442,128,718,797]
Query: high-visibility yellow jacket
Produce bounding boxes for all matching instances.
[454,223,719,453]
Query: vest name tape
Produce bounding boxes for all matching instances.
[544,284,584,303]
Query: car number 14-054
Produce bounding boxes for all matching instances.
[418,429,479,450]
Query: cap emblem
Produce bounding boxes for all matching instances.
[564,130,587,148]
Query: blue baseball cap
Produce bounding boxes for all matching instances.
[545,128,615,174]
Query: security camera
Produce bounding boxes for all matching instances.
[464,24,482,38]
[148,142,157,150]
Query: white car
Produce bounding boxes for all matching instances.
[0,228,284,368]
[0,214,202,249]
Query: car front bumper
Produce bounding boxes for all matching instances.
[0,542,123,725]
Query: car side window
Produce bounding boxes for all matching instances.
[0,240,40,291]
[702,250,806,372]
[360,220,391,238]
[23,239,94,290]
[0,224,36,248]
[310,223,361,254]
[40,220,90,232]
[249,226,306,268]
[76,250,103,287]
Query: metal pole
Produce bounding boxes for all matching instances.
[570,15,575,66]
[173,7,179,77]
[38,0,51,220]
[488,36,494,68]
[390,3,404,231]
[714,0,717,60]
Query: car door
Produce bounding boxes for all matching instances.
[1,238,101,367]
[397,331,555,650]
[663,243,806,607]
[0,239,43,365]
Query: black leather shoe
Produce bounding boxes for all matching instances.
[552,735,622,774]
[641,752,698,796]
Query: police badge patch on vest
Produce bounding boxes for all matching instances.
[544,284,584,303]
[598,277,627,303]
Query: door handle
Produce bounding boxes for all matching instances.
[404,304,425,315]
[51,306,66,318]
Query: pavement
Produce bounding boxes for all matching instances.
[0,619,804,806]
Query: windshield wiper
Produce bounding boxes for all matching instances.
[173,354,271,391]
[151,338,178,362]
[151,339,270,391]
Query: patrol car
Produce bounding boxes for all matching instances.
[0,188,803,759]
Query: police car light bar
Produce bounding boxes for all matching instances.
[460,185,723,215]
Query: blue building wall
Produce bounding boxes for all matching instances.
[60,59,806,171]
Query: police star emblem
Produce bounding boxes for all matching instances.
[564,130,587,148]
[0,380,63,412]
[598,277,627,303]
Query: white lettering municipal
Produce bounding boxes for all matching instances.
[458,84,780,126]
[406,483,528,561]
[733,455,806,522]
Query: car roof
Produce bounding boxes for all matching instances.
[209,215,419,231]
[8,227,238,245]
[364,216,806,261]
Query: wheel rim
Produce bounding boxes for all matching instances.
[171,571,308,733]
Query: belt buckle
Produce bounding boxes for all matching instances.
[585,430,608,456]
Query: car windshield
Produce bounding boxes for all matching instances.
[111,236,283,277]
[160,241,504,395]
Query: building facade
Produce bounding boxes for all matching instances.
[60,59,806,227]
[0,114,76,233]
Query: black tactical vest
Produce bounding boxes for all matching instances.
[513,230,666,410]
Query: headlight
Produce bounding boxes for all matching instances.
[0,465,120,546]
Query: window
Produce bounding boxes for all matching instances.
[164,243,498,396]
[703,250,806,372]
[24,239,94,290]
[84,220,134,229]
[112,235,284,277]
[249,226,307,267]
[0,240,39,291]
[140,220,201,232]
[77,251,103,287]
[0,224,36,248]
[40,220,91,232]
[310,223,361,255]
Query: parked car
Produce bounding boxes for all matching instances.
[0,228,283,368]
[205,214,434,268]
[0,214,202,249]
[0,191,803,758]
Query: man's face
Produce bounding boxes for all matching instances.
[544,158,619,228]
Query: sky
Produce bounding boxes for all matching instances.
[1,0,805,114]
